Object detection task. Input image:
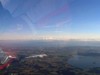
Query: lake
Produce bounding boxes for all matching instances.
[68,55,100,69]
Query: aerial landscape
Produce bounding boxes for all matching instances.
[0,0,100,75]
[1,41,100,75]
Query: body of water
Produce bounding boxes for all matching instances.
[68,55,100,69]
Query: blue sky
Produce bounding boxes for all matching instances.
[70,0,100,33]
[0,0,100,40]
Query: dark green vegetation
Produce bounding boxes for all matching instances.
[0,46,99,75]
[0,45,99,75]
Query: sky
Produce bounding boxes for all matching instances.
[0,0,100,40]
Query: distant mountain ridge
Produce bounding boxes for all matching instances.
[1,40,100,47]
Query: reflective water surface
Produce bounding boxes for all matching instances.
[68,54,100,69]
